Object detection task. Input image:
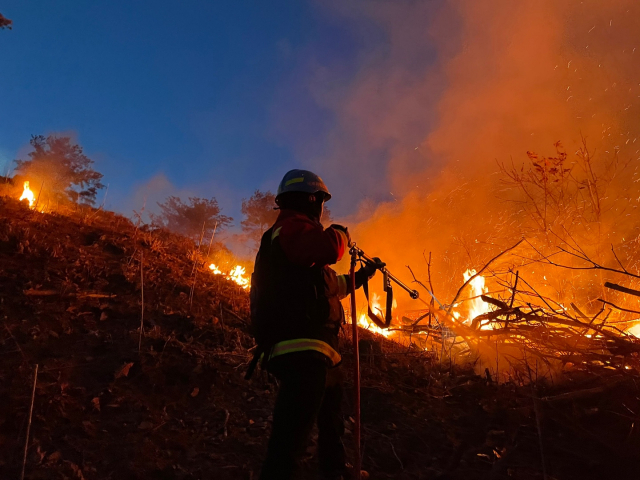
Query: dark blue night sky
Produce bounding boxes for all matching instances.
[0,1,441,228]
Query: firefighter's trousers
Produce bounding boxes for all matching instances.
[260,350,345,479]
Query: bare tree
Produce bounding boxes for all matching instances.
[498,139,628,240]
[15,135,104,205]
[152,196,232,241]
[240,190,278,247]
[240,189,334,248]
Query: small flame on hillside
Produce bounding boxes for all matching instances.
[19,181,35,209]
[209,263,250,289]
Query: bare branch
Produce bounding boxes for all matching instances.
[604,282,640,298]
[446,239,524,316]
[597,299,640,316]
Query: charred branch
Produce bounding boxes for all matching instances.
[604,282,640,298]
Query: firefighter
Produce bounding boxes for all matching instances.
[249,169,378,480]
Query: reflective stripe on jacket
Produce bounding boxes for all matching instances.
[270,338,341,366]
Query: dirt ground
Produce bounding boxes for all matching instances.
[1,197,639,480]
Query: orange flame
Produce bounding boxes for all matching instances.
[628,322,640,338]
[356,292,394,338]
[19,181,35,209]
[452,269,494,329]
[463,269,489,324]
[209,263,250,289]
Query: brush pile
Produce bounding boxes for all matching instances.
[388,237,640,385]
[399,274,640,380]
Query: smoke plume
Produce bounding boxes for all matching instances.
[311,0,640,316]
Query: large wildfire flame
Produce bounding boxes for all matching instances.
[19,181,35,209]
[209,263,250,289]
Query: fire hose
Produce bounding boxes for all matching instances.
[348,242,419,479]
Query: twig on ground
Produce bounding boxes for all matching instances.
[223,307,248,325]
[3,322,27,361]
[22,290,115,298]
[223,409,230,437]
[390,441,404,470]
[21,364,38,480]
[220,304,227,343]
[138,251,144,354]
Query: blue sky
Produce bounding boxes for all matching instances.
[0,1,442,227]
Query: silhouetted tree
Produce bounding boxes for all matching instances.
[152,196,232,241]
[240,190,278,247]
[15,135,104,205]
[240,189,333,248]
[0,13,12,29]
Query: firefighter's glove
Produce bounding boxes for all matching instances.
[355,257,384,289]
[362,257,384,279]
[330,224,351,246]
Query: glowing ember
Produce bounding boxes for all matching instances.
[19,181,35,209]
[209,263,250,289]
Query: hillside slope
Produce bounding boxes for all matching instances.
[0,198,639,480]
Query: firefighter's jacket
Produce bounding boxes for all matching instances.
[250,209,350,367]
